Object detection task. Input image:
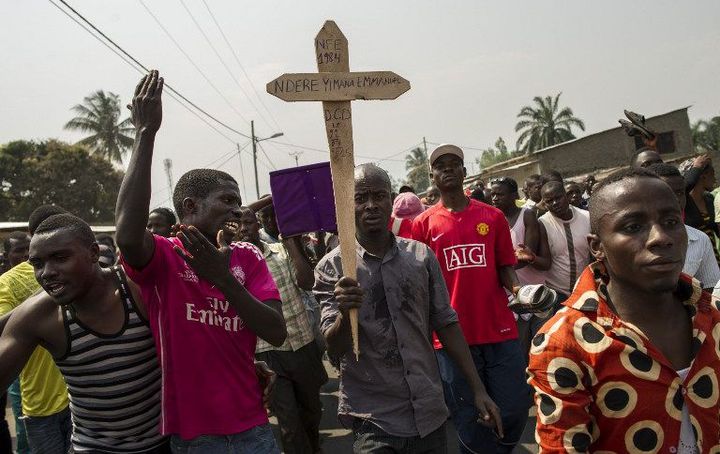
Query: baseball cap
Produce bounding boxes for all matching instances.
[429,144,464,167]
[392,192,424,220]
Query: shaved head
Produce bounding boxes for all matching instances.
[589,168,661,233]
[355,163,392,190]
[541,180,565,197]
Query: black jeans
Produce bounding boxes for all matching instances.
[0,393,10,454]
[256,342,328,454]
[24,406,72,454]
[352,419,447,454]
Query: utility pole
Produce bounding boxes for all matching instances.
[163,158,174,201]
[251,120,260,200]
[288,150,303,167]
[250,120,284,200]
[423,136,428,158]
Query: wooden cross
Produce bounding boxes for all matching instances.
[267,20,410,360]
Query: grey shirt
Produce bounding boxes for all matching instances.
[314,236,458,438]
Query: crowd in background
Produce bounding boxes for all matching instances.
[1,71,719,454]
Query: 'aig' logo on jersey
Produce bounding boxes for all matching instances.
[443,244,486,271]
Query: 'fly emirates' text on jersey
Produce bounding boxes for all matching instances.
[122,235,281,440]
[412,199,518,347]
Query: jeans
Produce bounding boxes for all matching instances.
[170,424,279,454]
[8,380,29,454]
[23,406,71,454]
[352,419,447,454]
[436,340,531,454]
[255,342,327,454]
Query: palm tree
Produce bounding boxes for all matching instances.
[64,90,134,164]
[515,93,585,153]
[404,147,430,192]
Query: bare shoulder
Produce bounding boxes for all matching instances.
[11,290,58,322]
[6,291,66,354]
[523,207,538,225]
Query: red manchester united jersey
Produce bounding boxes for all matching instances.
[412,199,518,346]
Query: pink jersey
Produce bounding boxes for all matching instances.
[122,235,280,440]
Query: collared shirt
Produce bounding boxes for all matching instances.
[314,236,458,438]
[256,241,314,353]
[0,261,69,417]
[528,262,720,453]
[684,225,720,289]
[259,228,279,244]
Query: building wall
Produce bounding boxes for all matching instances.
[473,108,692,185]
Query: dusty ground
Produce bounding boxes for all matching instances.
[5,362,538,453]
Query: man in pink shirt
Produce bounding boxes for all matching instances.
[116,70,287,453]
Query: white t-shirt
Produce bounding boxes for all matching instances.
[509,207,546,286]
[538,206,591,294]
[677,367,699,453]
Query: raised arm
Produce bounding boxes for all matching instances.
[0,305,44,391]
[283,236,315,291]
[247,195,273,213]
[115,70,164,269]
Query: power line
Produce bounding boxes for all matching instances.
[266,139,407,163]
[150,141,252,200]
[199,0,282,132]
[52,0,251,140]
[178,0,277,133]
[49,0,241,148]
[425,140,486,152]
[137,0,250,126]
[256,142,277,171]
[374,141,424,163]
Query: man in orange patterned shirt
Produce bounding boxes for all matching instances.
[529,168,720,453]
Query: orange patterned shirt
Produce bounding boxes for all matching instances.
[528,262,720,454]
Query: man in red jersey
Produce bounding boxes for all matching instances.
[412,144,531,453]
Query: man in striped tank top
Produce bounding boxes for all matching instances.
[0,213,169,453]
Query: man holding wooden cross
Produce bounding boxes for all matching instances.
[313,164,502,453]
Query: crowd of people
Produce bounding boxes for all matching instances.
[1,70,719,454]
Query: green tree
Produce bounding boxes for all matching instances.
[515,93,585,153]
[64,90,134,164]
[476,137,513,170]
[692,116,720,153]
[404,147,431,192]
[0,140,124,223]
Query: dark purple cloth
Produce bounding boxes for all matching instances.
[270,162,337,237]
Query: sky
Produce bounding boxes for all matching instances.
[2,1,719,209]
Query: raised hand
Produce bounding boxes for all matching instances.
[173,225,232,286]
[128,70,163,134]
[693,154,711,169]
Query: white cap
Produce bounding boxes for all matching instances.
[429,144,464,167]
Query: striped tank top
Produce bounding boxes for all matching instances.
[55,266,165,453]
